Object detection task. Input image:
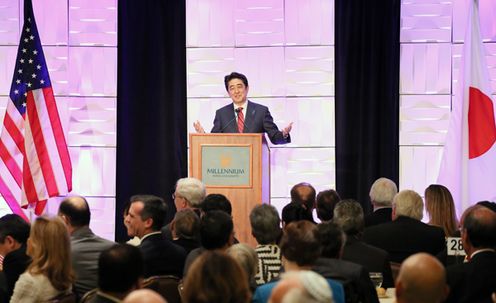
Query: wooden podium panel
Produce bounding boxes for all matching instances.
[189,133,270,246]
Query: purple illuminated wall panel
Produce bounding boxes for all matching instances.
[0,0,19,45]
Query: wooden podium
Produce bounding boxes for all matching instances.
[189,133,270,245]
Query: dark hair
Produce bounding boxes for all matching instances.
[280,221,321,266]
[463,206,496,248]
[290,182,316,212]
[173,208,200,240]
[201,194,232,215]
[281,202,313,225]
[200,210,233,249]
[317,222,345,259]
[333,199,364,236]
[58,196,91,227]
[249,204,281,245]
[98,244,143,293]
[477,201,496,213]
[130,195,167,231]
[316,189,341,221]
[224,72,249,91]
[0,214,30,244]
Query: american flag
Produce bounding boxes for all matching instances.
[0,0,72,218]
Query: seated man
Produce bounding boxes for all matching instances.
[125,194,186,278]
[365,178,397,227]
[316,189,341,222]
[170,209,200,254]
[269,271,333,303]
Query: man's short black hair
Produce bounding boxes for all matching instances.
[98,244,143,293]
[224,72,249,91]
[201,194,232,215]
[281,202,313,225]
[200,210,233,249]
[130,195,167,231]
[58,196,91,227]
[0,214,30,244]
[316,222,345,259]
[463,206,496,249]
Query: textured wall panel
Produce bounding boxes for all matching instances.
[453,0,496,43]
[400,43,451,94]
[187,48,235,98]
[285,0,333,46]
[401,0,452,43]
[0,46,17,95]
[186,0,235,47]
[285,46,334,96]
[400,95,450,145]
[234,0,284,46]
[399,146,443,194]
[0,0,19,45]
[44,46,69,96]
[23,0,68,46]
[69,0,117,46]
[68,47,117,96]
[187,97,231,138]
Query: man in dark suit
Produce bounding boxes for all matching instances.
[0,214,30,302]
[333,199,394,288]
[445,205,496,303]
[363,190,445,264]
[364,177,398,227]
[125,195,186,278]
[193,72,292,144]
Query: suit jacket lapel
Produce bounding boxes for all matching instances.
[243,101,255,133]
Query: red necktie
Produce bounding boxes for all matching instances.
[237,107,244,133]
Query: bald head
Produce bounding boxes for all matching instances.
[290,182,316,211]
[123,289,167,303]
[269,271,332,303]
[396,253,448,303]
[58,195,91,229]
[461,205,496,254]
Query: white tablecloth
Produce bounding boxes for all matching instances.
[378,288,396,303]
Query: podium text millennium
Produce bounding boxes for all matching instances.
[207,168,245,174]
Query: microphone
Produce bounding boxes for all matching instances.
[219,108,242,133]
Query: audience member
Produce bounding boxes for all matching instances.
[227,243,258,292]
[183,210,234,276]
[445,205,496,303]
[477,201,496,213]
[170,208,200,254]
[281,202,313,227]
[290,182,316,221]
[314,222,379,303]
[316,189,341,222]
[268,271,333,303]
[249,204,282,285]
[123,289,167,303]
[125,195,186,278]
[395,253,449,303]
[89,244,144,302]
[365,178,397,227]
[11,216,74,302]
[162,177,206,239]
[58,196,115,298]
[363,190,445,263]
[333,199,394,288]
[0,214,30,301]
[200,193,232,216]
[253,221,344,303]
[424,184,459,237]
[183,251,250,303]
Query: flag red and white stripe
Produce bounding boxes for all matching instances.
[437,0,496,214]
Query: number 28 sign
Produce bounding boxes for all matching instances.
[446,237,466,256]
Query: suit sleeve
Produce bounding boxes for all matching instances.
[211,110,222,133]
[262,108,290,145]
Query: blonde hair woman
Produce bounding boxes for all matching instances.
[425,184,459,237]
[11,216,74,302]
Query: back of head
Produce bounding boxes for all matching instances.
[227,243,258,281]
[200,210,233,249]
[58,196,91,228]
[172,208,200,240]
[424,184,458,236]
[316,189,341,221]
[130,195,167,231]
[249,204,281,244]
[316,222,346,259]
[99,244,143,294]
[183,251,250,303]
[282,202,313,226]
[290,182,316,211]
[393,190,423,220]
[333,199,364,236]
[462,205,496,249]
[396,253,447,303]
[28,216,74,291]
[123,289,166,303]
[0,214,30,245]
[477,201,496,213]
[280,221,321,267]
[176,177,206,208]
[369,178,398,207]
[270,271,333,303]
[201,194,232,215]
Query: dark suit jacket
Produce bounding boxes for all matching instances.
[364,208,392,227]
[362,216,445,263]
[342,236,394,288]
[211,101,290,144]
[2,244,30,299]
[139,233,187,278]
[445,250,496,303]
[313,257,379,303]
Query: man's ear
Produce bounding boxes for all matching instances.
[144,217,154,230]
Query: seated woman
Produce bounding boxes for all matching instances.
[425,184,459,237]
[10,216,74,302]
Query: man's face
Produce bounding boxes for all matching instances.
[227,78,248,106]
[124,201,147,238]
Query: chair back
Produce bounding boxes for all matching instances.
[143,275,181,303]
[79,288,98,303]
[390,261,401,283]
